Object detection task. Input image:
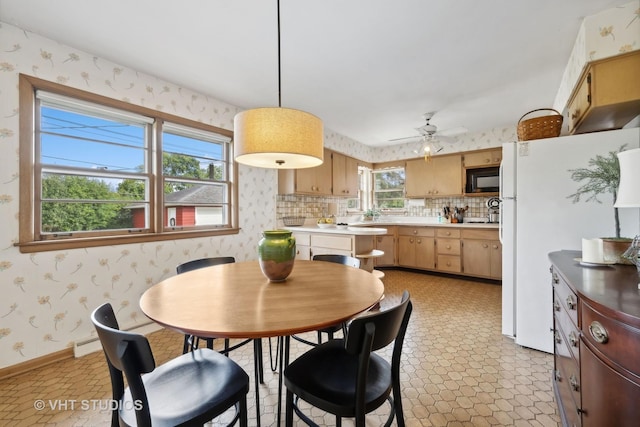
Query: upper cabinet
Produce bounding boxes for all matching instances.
[405,154,462,198]
[278,149,359,197]
[567,50,640,135]
[462,148,502,168]
[278,148,333,196]
[332,152,359,197]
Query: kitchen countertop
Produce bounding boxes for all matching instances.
[284,219,499,234]
[284,226,388,235]
[349,220,500,229]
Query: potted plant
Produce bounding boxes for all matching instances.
[568,145,632,264]
[362,208,380,221]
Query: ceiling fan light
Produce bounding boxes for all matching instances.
[234,107,324,169]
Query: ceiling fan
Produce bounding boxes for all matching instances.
[388,111,467,159]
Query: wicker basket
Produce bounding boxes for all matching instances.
[517,108,563,141]
[282,216,306,226]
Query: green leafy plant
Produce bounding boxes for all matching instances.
[363,208,380,219]
[567,145,626,238]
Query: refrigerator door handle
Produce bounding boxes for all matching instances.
[499,161,503,200]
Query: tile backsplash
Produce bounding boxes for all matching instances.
[276,194,496,223]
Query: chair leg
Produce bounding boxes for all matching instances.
[317,330,322,344]
[285,389,294,427]
[336,415,342,426]
[239,394,248,427]
[393,386,405,427]
[206,338,214,350]
[224,338,230,356]
[182,335,190,354]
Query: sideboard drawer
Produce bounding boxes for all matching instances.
[552,269,579,327]
[581,301,640,376]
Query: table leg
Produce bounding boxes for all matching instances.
[276,336,290,427]
[253,339,262,427]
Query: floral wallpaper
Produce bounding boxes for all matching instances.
[554,1,639,116]
[1,2,634,370]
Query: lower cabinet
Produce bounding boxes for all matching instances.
[461,229,501,279]
[397,227,435,269]
[374,227,396,267]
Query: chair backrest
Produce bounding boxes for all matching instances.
[312,254,361,269]
[345,290,412,354]
[91,303,155,426]
[176,256,236,274]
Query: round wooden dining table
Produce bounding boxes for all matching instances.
[140,259,384,338]
[139,259,384,426]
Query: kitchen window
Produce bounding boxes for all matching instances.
[18,74,238,253]
[372,167,406,209]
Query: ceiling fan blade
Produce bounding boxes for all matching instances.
[388,135,421,142]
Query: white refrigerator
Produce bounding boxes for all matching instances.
[500,127,640,353]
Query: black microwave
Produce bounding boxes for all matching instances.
[465,166,500,193]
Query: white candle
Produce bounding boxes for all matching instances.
[582,238,604,263]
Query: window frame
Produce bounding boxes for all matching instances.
[372,167,406,210]
[18,74,239,253]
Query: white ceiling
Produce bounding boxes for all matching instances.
[0,0,629,146]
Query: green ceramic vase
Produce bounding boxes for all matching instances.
[258,230,296,282]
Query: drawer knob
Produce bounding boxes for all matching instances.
[554,300,561,312]
[554,330,562,344]
[552,272,559,284]
[554,369,562,382]
[589,321,609,344]
[569,331,579,347]
[570,374,580,392]
[566,295,576,310]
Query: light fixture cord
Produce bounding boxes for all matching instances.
[277,0,282,108]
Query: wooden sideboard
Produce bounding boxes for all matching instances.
[549,250,640,427]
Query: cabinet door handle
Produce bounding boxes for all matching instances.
[566,295,576,310]
[552,272,559,284]
[482,244,488,249]
[417,239,422,244]
[554,300,561,312]
[589,321,609,344]
[492,245,498,249]
[409,238,414,243]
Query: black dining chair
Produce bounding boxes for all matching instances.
[91,302,249,427]
[310,254,361,344]
[176,256,265,423]
[284,290,412,427]
[176,256,237,354]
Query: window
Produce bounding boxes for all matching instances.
[372,168,405,209]
[18,74,237,252]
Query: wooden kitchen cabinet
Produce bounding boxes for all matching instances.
[374,227,396,267]
[292,231,311,260]
[461,229,502,279]
[462,148,502,167]
[567,50,640,135]
[278,148,333,195]
[550,250,640,427]
[405,154,462,197]
[332,152,359,197]
[397,226,435,269]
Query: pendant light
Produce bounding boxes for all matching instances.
[233,0,324,169]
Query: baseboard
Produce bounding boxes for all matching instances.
[0,348,73,380]
[73,321,161,357]
[0,321,163,380]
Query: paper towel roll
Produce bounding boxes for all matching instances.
[582,238,604,263]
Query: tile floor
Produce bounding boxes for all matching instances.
[0,269,560,426]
